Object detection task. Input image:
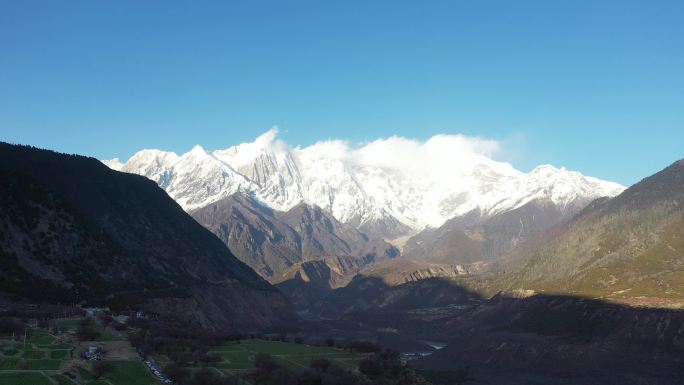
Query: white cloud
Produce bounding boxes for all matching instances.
[351,134,501,177]
[291,131,508,182]
[295,139,351,162]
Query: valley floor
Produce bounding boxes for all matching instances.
[0,313,371,385]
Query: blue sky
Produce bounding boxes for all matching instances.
[1,0,682,186]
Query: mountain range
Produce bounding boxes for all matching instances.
[299,160,684,384]
[103,130,625,282]
[104,129,624,239]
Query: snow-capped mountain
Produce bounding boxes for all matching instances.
[103,128,625,238]
[101,158,124,171]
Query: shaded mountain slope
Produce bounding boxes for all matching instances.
[307,276,480,320]
[278,203,389,258]
[301,274,684,384]
[276,256,486,310]
[0,143,294,331]
[273,255,373,309]
[402,199,575,265]
[189,194,301,277]
[191,194,398,279]
[414,293,684,385]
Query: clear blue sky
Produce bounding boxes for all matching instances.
[1,0,682,186]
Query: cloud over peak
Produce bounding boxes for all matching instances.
[106,128,624,230]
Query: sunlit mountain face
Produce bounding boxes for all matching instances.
[105,128,624,239]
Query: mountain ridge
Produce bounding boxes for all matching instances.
[190,193,398,279]
[496,158,684,299]
[103,129,624,239]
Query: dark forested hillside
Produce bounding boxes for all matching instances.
[0,143,294,331]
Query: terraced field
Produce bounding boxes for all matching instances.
[0,329,77,385]
[0,319,142,384]
[0,331,70,372]
[0,371,55,385]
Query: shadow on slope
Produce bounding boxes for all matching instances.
[303,275,484,321]
[297,273,684,384]
[412,290,684,385]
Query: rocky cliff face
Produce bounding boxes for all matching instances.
[0,143,295,331]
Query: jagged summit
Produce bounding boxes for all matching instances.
[103,130,625,238]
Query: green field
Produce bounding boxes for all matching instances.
[101,361,157,385]
[215,350,252,369]
[0,329,69,374]
[51,374,78,385]
[42,343,71,350]
[57,318,81,332]
[77,366,96,381]
[27,333,55,346]
[25,359,62,370]
[0,357,20,369]
[91,321,122,342]
[2,346,19,356]
[0,372,54,385]
[51,350,69,359]
[210,340,363,372]
[56,317,121,341]
[23,350,45,359]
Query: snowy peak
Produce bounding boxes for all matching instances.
[521,164,625,210]
[102,130,626,236]
[188,144,210,157]
[214,127,284,168]
[120,149,178,188]
[102,158,124,171]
